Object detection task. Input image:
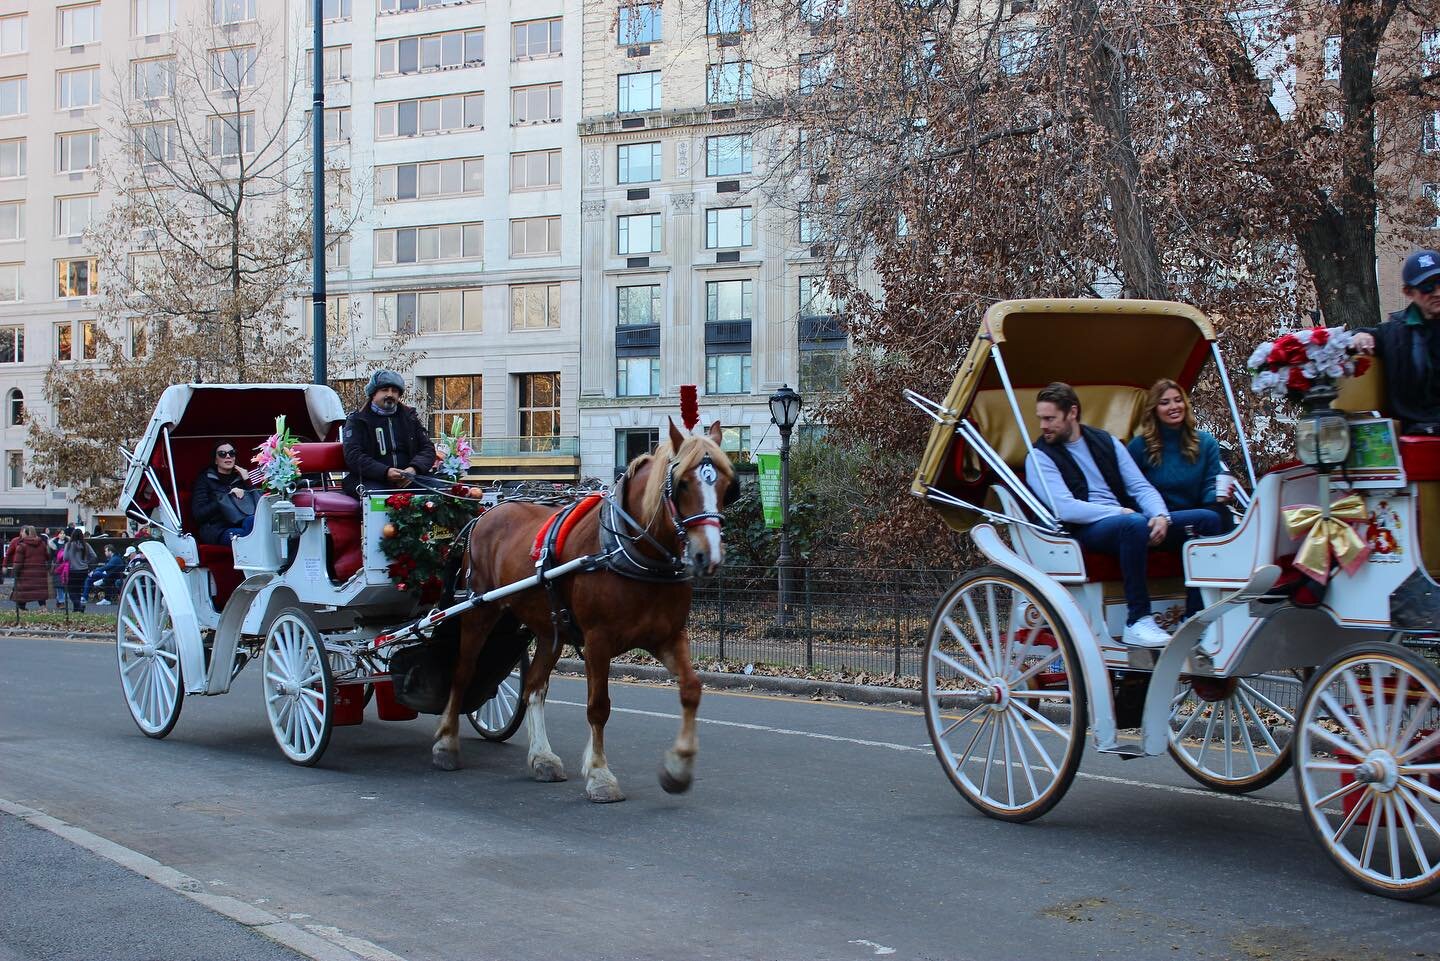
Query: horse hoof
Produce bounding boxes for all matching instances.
[432,749,460,772]
[658,765,693,795]
[529,754,567,782]
[586,780,626,804]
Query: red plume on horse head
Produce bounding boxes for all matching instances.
[679,384,700,431]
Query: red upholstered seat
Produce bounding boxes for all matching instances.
[293,442,346,474]
[1400,437,1440,481]
[1081,550,1185,582]
[197,544,244,608]
[291,489,361,516]
[291,488,363,581]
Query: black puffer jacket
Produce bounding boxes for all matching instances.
[1369,305,1440,431]
[191,467,252,545]
[342,403,436,496]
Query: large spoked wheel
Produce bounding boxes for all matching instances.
[1167,671,1305,794]
[262,609,334,766]
[923,566,1088,823]
[116,566,184,738]
[1295,642,1440,900]
[468,649,530,742]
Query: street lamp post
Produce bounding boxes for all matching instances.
[310,0,327,386]
[769,384,802,625]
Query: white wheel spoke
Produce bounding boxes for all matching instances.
[1196,703,1219,772]
[1386,670,1411,747]
[1393,787,1433,875]
[1311,776,1367,809]
[1173,698,1205,742]
[1399,774,1440,806]
[940,615,995,684]
[1010,705,1060,776]
[984,584,1005,681]
[1011,697,1070,742]
[1008,688,1072,700]
[1330,787,1373,846]
[938,701,988,739]
[1394,693,1437,755]
[1319,688,1374,756]
[1004,712,1038,803]
[1397,783,1440,849]
[1241,681,1298,723]
[980,712,1000,800]
[952,708,991,771]
[1398,727,1440,765]
[1308,710,1367,761]
[1385,795,1403,882]
[1400,763,1440,775]
[932,644,992,689]
[1011,650,1063,688]
[959,594,998,676]
[1359,793,1382,873]
[1237,687,1284,755]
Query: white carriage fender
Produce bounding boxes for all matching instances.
[205,574,280,696]
[136,541,209,696]
[970,523,1120,751]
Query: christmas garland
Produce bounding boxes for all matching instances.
[378,486,482,602]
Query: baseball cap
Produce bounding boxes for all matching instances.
[1402,250,1440,288]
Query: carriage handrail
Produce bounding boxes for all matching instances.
[955,420,1062,531]
[903,389,954,425]
[161,427,184,531]
[920,485,1065,535]
[990,343,1065,522]
[1211,342,1257,489]
[118,443,183,531]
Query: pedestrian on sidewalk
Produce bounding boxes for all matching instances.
[9,527,51,615]
[63,530,96,614]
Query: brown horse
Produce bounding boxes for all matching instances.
[431,419,736,802]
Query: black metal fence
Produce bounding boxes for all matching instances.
[687,565,958,678]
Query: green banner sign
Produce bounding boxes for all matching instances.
[756,453,782,529]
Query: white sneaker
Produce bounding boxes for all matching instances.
[1123,615,1171,649]
[94,598,111,606]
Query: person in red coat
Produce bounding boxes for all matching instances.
[9,526,52,611]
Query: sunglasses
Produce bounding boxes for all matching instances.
[216,449,237,457]
[1416,278,1440,296]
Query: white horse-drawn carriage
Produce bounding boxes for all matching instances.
[910,299,1440,899]
[114,383,527,765]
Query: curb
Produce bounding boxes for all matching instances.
[0,799,403,961]
[557,657,923,707]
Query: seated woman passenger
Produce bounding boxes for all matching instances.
[192,441,257,545]
[1128,380,1231,615]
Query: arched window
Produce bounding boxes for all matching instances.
[6,388,21,427]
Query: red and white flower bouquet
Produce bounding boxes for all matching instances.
[1247,326,1371,403]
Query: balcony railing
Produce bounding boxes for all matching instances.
[800,314,846,344]
[474,435,580,457]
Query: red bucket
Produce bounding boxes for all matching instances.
[332,684,366,726]
[374,680,418,722]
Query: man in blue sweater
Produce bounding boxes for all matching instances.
[1024,383,1219,648]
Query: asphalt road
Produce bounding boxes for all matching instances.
[0,634,1435,961]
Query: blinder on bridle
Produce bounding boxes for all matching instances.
[662,452,734,537]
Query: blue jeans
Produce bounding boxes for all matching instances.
[218,514,256,545]
[1074,509,1222,624]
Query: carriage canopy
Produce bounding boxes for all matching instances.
[912,299,1221,532]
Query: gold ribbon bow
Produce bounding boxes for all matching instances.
[1283,493,1371,584]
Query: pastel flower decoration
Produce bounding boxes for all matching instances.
[254,415,302,496]
[433,415,474,481]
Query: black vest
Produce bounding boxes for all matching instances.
[1032,424,1139,513]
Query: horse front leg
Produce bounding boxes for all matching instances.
[579,638,624,803]
[431,605,496,771]
[524,627,567,782]
[657,630,701,794]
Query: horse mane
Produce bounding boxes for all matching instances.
[626,433,733,533]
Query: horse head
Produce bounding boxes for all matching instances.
[635,418,737,578]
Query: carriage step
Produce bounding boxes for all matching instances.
[1098,744,1147,760]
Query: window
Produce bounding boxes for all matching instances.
[706,279,753,394]
[57,131,97,172]
[706,62,752,104]
[518,373,560,440]
[308,45,353,83]
[133,58,175,99]
[618,356,660,396]
[133,123,177,164]
[717,426,751,461]
[56,194,94,237]
[325,232,349,270]
[0,139,23,177]
[129,318,147,357]
[376,289,483,335]
[7,451,20,489]
[799,52,835,93]
[55,322,72,359]
[705,134,752,176]
[129,251,162,286]
[209,113,255,156]
[619,3,661,44]
[374,94,484,138]
[706,354,751,394]
[1424,29,1440,73]
[305,106,352,144]
[706,207,752,248]
[1425,110,1440,154]
[5,388,20,423]
[707,279,753,323]
[1323,35,1340,81]
[512,18,561,59]
[800,349,845,393]
[133,0,174,36]
[618,71,661,112]
[57,258,98,297]
[618,142,661,184]
[799,275,841,317]
[210,47,257,91]
[798,202,826,244]
[0,201,21,241]
[430,374,482,438]
[58,68,100,109]
[0,77,25,117]
[0,329,21,364]
[617,285,661,326]
[510,283,560,330]
[801,0,847,20]
[78,320,96,360]
[375,222,483,265]
[511,83,562,125]
[617,213,661,254]
[0,263,20,302]
[377,157,483,201]
[316,296,351,339]
[1427,184,1440,230]
[58,4,101,45]
[378,0,451,12]
[510,149,560,190]
[0,15,26,54]
[213,0,256,26]
[997,31,1037,74]
[312,0,351,21]
[707,0,752,35]
[509,216,561,257]
[375,29,483,76]
[615,428,658,474]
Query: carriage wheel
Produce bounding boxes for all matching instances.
[1167,670,1305,794]
[923,566,1088,823]
[262,609,334,766]
[115,566,184,738]
[1294,642,1440,900]
[468,648,530,742]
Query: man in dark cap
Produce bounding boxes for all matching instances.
[1354,250,1440,433]
[341,370,439,496]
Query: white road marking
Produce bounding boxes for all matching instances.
[548,699,1310,814]
[849,939,897,955]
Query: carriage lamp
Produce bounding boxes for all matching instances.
[1295,405,1352,472]
[271,498,299,537]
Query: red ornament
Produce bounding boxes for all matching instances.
[396,582,407,592]
[424,500,436,511]
[680,384,699,431]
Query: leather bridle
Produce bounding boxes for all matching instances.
[661,453,729,541]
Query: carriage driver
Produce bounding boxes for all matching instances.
[341,370,442,497]
[1024,383,1221,649]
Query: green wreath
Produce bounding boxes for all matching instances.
[378,487,480,602]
